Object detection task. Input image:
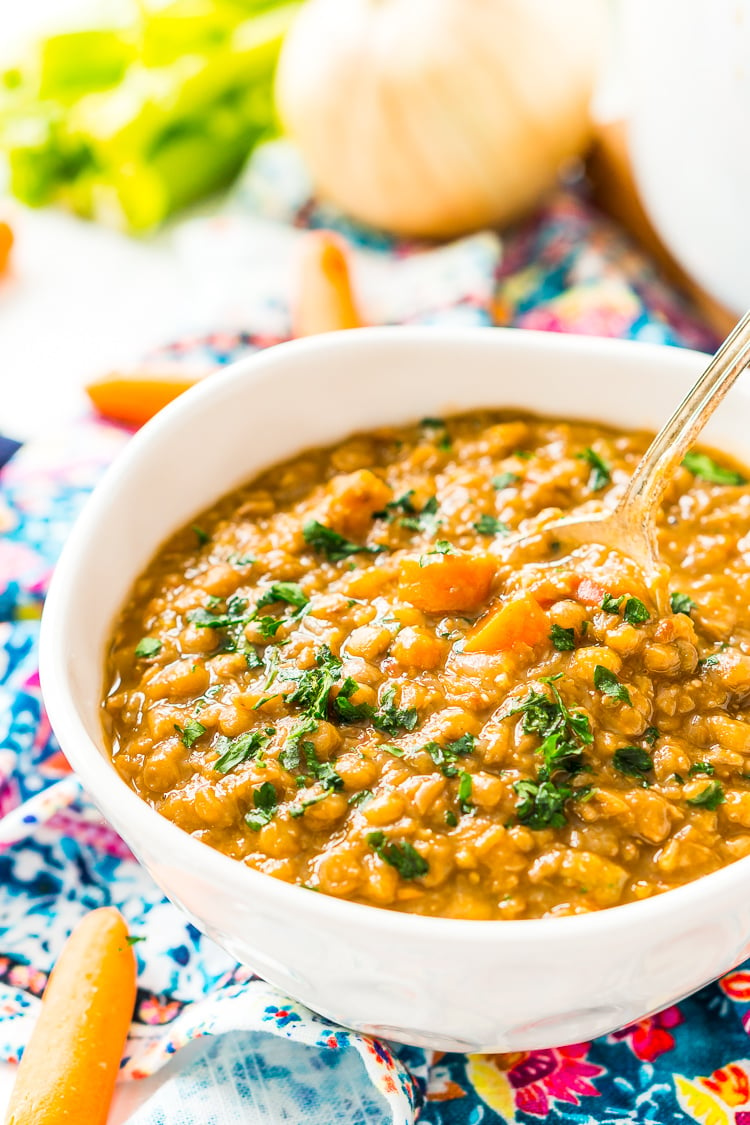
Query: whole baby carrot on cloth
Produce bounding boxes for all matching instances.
[6,907,137,1125]
[85,365,212,427]
[292,231,363,336]
[0,222,13,275]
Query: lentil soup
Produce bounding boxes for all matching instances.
[103,411,750,920]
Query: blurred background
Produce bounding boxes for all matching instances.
[0,0,744,439]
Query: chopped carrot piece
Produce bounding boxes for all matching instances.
[398,554,495,614]
[7,906,137,1125]
[293,231,363,336]
[464,593,549,654]
[575,577,607,606]
[0,221,13,275]
[85,366,211,426]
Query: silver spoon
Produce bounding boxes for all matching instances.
[501,309,750,582]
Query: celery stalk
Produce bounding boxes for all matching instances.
[69,3,298,161]
[36,30,135,99]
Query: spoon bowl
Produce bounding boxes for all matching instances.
[500,308,750,583]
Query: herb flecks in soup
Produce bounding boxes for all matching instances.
[103,412,750,920]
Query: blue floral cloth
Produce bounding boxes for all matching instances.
[2,144,743,1124]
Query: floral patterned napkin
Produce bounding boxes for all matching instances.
[2,143,743,1125]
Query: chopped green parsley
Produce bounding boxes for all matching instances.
[214,730,269,774]
[686,780,725,809]
[367,832,429,879]
[302,520,386,562]
[613,745,653,782]
[373,685,418,736]
[549,624,576,652]
[577,447,611,491]
[682,451,746,486]
[593,665,632,706]
[473,514,510,536]
[670,591,697,616]
[245,782,278,830]
[623,597,650,625]
[491,472,519,490]
[135,637,162,659]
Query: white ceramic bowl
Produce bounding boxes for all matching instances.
[40,327,750,1052]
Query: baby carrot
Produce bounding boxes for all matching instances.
[6,906,137,1125]
[85,365,210,426]
[293,231,363,336]
[0,221,14,275]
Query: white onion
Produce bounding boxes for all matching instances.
[276,0,605,239]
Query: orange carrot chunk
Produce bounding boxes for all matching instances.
[398,554,495,614]
[293,231,363,336]
[6,906,137,1125]
[575,577,607,607]
[464,593,549,654]
[85,366,210,426]
[0,221,14,275]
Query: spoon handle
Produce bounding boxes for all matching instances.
[620,308,750,526]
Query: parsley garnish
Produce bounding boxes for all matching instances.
[473,514,509,536]
[126,935,145,946]
[381,744,405,757]
[549,624,576,651]
[373,685,418,736]
[255,582,309,611]
[285,645,342,720]
[135,637,162,659]
[333,677,375,723]
[256,616,284,638]
[510,676,592,783]
[281,715,318,771]
[174,719,205,748]
[375,491,417,521]
[594,665,632,705]
[689,761,715,777]
[613,745,653,781]
[699,655,720,669]
[349,789,373,807]
[623,597,650,625]
[514,779,572,830]
[643,726,659,746]
[420,418,452,451]
[577,447,611,491]
[192,525,210,545]
[682,451,746,486]
[245,782,278,830]
[302,520,386,562]
[602,594,625,614]
[400,496,442,535]
[289,791,330,818]
[445,810,458,827]
[423,733,475,778]
[492,472,519,490]
[686,780,725,809]
[228,552,255,567]
[670,591,697,616]
[367,832,429,879]
[457,771,474,814]
[215,730,269,774]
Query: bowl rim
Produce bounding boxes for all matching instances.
[40,324,750,944]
